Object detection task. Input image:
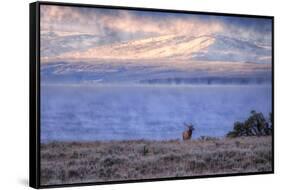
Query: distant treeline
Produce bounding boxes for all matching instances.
[140,77,271,85]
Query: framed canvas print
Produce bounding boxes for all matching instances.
[29,1,274,188]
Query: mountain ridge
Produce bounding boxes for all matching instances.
[42,34,271,64]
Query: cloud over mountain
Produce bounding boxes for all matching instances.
[41,5,272,63]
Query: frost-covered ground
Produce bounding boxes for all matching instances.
[41,84,272,142]
[40,136,272,185]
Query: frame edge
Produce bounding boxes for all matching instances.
[30,1,274,189]
[29,1,40,189]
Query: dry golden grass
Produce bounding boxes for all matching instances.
[40,136,272,186]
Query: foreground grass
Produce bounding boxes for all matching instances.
[41,136,272,186]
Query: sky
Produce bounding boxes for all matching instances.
[40,5,272,63]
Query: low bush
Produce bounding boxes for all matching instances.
[227,111,272,138]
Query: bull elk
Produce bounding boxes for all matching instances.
[182,123,195,141]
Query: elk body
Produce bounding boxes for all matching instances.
[182,123,195,141]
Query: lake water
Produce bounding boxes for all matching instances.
[41,84,272,142]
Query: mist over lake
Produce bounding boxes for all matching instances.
[41,84,272,142]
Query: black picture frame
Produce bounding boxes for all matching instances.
[30,1,274,188]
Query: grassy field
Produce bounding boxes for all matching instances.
[40,136,272,186]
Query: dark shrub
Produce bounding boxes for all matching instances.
[143,145,149,156]
[227,111,272,137]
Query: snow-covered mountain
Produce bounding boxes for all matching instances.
[41,32,101,58]
[41,34,272,84]
[191,35,271,64]
[48,34,271,64]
